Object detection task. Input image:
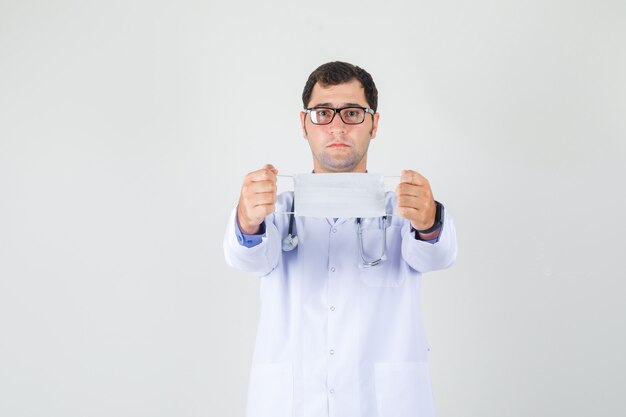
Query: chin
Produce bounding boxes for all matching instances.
[324,164,358,173]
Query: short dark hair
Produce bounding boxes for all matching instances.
[302,61,378,111]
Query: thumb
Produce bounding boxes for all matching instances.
[263,164,279,175]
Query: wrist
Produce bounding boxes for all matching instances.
[236,207,261,235]
[239,223,261,235]
[416,227,441,241]
[413,201,443,235]
[412,201,443,234]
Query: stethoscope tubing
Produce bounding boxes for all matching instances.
[282,198,387,267]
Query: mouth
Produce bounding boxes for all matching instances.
[327,142,351,148]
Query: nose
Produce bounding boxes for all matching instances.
[328,111,347,133]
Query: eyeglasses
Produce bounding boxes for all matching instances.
[305,106,375,125]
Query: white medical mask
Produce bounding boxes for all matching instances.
[292,173,386,218]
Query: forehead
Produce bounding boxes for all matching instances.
[308,79,368,107]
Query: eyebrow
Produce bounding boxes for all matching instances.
[310,102,366,108]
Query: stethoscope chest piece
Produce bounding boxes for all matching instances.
[282,198,298,251]
[282,234,298,251]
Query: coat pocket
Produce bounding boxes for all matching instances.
[246,362,293,417]
[374,362,435,417]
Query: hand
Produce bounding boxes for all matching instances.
[237,164,278,234]
[396,170,437,231]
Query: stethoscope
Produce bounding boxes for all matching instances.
[281,198,388,268]
[281,199,299,252]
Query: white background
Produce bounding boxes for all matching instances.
[1,1,625,416]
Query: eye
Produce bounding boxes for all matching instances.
[341,108,364,122]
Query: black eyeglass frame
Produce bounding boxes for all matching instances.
[305,106,375,125]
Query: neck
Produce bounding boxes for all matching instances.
[313,169,368,173]
[312,163,368,174]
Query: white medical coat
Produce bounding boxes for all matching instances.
[224,191,458,417]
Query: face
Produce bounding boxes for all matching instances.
[300,79,379,173]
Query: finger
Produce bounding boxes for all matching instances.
[398,185,433,203]
[397,205,436,229]
[245,179,276,194]
[249,191,277,207]
[396,206,419,221]
[247,166,279,182]
[397,195,424,210]
[396,182,422,198]
[400,169,427,186]
[249,203,276,218]
[241,186,275,206]
[263,164,279,174]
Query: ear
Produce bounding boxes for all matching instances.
[370,112,380,140]
[300,111,308,139]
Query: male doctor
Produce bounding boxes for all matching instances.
[224,61,458,417]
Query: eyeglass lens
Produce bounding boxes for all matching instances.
[310,108,366,125]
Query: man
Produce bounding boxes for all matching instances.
[224,61,457,417]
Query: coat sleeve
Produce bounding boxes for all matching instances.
[400,207,458,273]
[223,206,283,278]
